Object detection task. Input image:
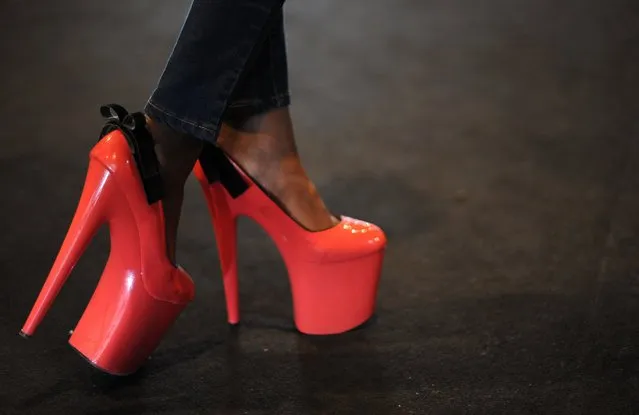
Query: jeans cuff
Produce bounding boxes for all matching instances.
[144,100,220,143]
[226,93,291,115]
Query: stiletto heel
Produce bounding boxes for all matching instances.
[195,143,387,335]
[194,161,240,324]
[20,105,195,375]
[20,157,114,338]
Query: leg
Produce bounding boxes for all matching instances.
[137,1,385,337]
[146,119,202,263]
[144,0,284,262]
[219,9,338,230]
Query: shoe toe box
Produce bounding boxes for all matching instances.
[307,216,387,262]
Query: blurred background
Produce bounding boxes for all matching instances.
[1,0,638,414]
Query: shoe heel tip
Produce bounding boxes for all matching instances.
[19,330,31,339]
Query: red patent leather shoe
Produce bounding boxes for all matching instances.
[20,105,195,375]
[194,143,387,335]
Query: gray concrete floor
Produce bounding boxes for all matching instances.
[2,0,639,414]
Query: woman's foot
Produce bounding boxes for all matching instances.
[218,107,338,231]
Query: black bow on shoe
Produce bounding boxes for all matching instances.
[99,104,164,205]
[99,103,247,203]
[198,142,248,199]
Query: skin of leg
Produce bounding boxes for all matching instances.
[146,117,202,263]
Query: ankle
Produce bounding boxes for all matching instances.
[145,115,203,263]
[219,121,301,176]
[147,117,203,177]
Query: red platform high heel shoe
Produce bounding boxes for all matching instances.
[193,143,387,335]
[20,105,195,375]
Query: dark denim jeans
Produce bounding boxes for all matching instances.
[145,0,289,144]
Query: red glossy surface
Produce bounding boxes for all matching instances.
[194,157,387,335]
[21,131,195,375]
